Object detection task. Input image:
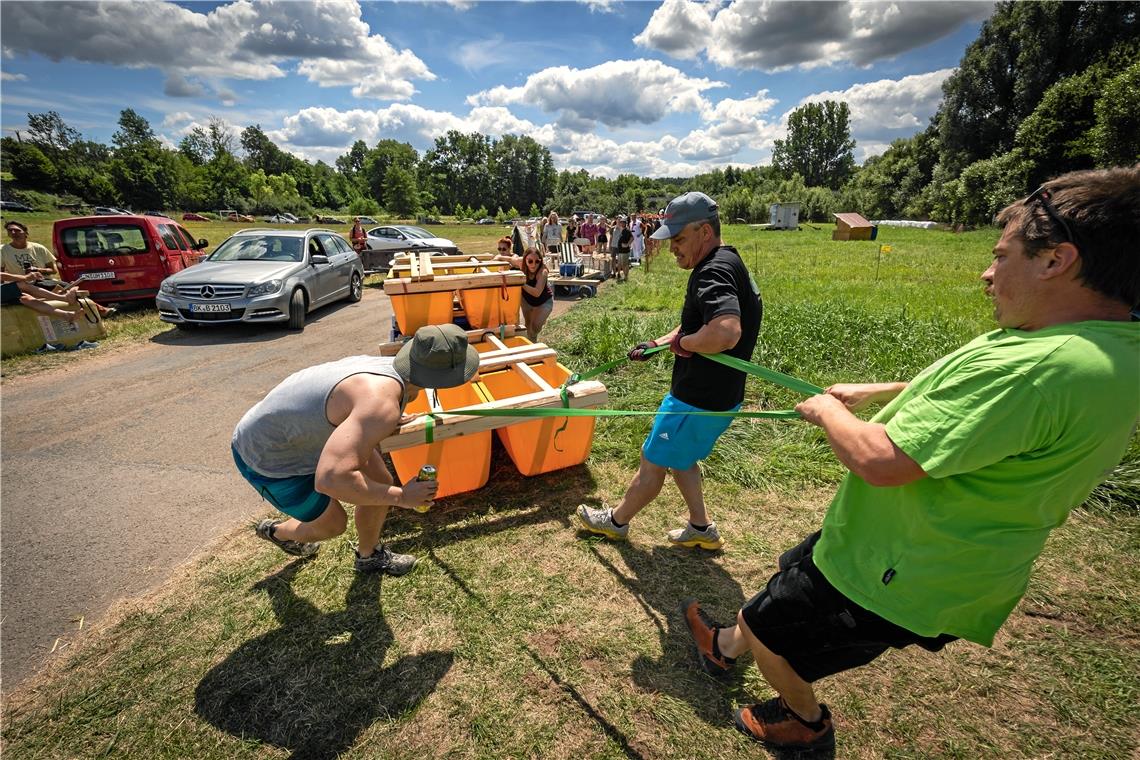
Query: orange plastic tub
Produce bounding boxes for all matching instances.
[458,285,521,329]
[478,360,597,476]
[389,290,455,336]
[389,381,493,498]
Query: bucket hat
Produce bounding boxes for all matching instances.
[393,324,480,388]
[651,192,718,240]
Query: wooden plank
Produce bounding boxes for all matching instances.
[382,270,525,294]
[380,380,608,452]
[514,360,554,392]
[478,347,557,372]
[376,325,526,356]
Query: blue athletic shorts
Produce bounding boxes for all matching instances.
[232,446,330,522]
[642,393,738,470]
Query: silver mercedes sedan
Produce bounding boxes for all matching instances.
[156,228,363,330]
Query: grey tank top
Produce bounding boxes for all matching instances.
[232,356,404,477]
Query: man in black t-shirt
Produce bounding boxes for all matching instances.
[577,192,761,549]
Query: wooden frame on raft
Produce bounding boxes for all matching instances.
[376,335,608,453]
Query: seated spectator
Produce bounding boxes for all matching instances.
[1,270,84,322]
[3,221,115,317]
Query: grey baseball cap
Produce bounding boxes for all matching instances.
[650,191,718,240]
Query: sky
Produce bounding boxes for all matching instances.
[0,0,994,179]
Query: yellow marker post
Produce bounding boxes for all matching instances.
[880,244,892,254]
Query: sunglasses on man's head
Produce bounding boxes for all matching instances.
[1026,185,1076,246]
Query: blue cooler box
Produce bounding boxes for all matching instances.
[559,262,583,277]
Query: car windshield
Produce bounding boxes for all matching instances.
[207,235,302,262]
[395,226,432,239]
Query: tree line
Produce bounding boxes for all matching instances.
[1,2,1136,227]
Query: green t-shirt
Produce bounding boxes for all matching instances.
[813,321,1139,646]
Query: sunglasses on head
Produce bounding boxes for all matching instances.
[1026,185,1076,246]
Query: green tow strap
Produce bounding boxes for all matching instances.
[412,344,821,447]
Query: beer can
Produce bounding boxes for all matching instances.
[412,465,436,513]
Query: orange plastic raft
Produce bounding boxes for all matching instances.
[478,358,598,476]
[458,285,520,329]
[389,380,493,499]
[383,252,524,336]
[379,330,608,491]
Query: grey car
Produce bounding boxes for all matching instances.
[156,228,363,330]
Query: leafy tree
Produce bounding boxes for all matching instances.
[26,111,81,162]
[385,164,419,217]
[364,139,418,209]
[241,125,295,177]
[9,142,57,189]
[934,1,1140,175]
[1090,59,1140,165]
[772,101,856,189]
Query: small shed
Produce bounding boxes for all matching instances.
[769,203,800,230]
[832,212,877,241]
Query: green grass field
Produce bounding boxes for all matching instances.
[3,224,1137,759]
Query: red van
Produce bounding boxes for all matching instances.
[53,215,208,303]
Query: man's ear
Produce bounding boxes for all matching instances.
[1040,241,1082,281]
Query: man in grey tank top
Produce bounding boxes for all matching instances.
[232,324,480,575]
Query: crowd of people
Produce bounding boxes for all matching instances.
[534,210,660,267]
[237,168,1138,753]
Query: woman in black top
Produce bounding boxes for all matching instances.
[519,248,554,342]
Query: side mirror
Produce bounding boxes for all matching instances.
[196,238,208,249]
[397,233,407,240]
[310,254,329,265]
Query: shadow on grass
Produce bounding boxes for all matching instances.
[597,542,835,760]
[194,559,453,760]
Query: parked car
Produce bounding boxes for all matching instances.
[355,216,378,225]
[365,225,457,254]
[476,217,497,225]
[182,212,210,222]
[94,206,132,216]
[143,210,170,218]
[0,200,34,212]
[264,214,300,223]
[317,215,347,225]
[418,217,444,225]
[53,214,208,304]
[156,228,363,331]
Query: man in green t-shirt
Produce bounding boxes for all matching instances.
[679,167,1140,752]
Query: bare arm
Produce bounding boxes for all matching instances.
[314,378,436,508]
[677,314,742,354]
[795,394,926,487]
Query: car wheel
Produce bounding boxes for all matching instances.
[347,272,363,303]
[287,289,306,330]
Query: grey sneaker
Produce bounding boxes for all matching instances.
[667,522,723,550]
[254,519,320,557]
[355,544,417,576]
[575,504,629,540]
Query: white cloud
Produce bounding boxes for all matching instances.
[581,0,619,13]
[796,69,953,141]
[632,0,715,60]
[467,59,725,130]
[0,0,434,101]
[1,71,28,82]
[636,0,992,71]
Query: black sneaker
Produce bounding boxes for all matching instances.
[355,544,417,576]
[254,519,320,557]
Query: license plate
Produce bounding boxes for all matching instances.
[83,271,115,280]
[190,303,231,313]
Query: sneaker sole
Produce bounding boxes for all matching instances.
[669,537,724,550]
[576,512,628,541]
[732,709,836,751]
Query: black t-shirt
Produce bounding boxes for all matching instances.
[670,245,762,411]
[614,228,632,253]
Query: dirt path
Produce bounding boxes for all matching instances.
[0,285,599,691]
